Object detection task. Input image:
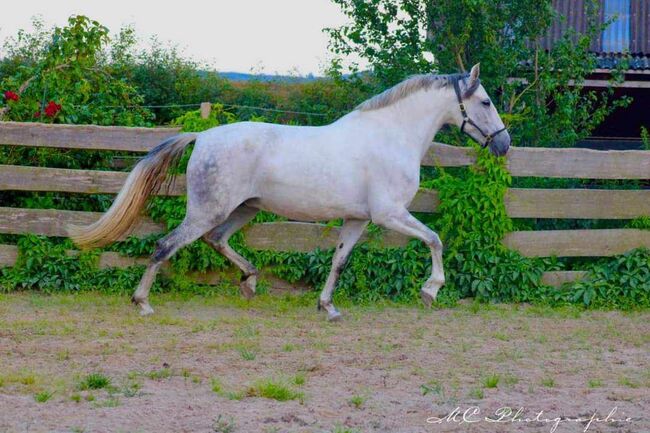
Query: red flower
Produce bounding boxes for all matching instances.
[44,101,62,118]
[4,91,19,102]
[33,111,41,118]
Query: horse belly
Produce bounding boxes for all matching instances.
[251,183,370,222]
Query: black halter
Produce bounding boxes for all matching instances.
[453,77,507,148]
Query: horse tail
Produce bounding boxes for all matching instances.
[67,133,197,249]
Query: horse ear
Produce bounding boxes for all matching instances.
[469,63,480,84]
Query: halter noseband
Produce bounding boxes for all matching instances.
[453,77,507,148]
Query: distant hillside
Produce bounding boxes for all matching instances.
[218,71,321,82]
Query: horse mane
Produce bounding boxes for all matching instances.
[356,73,479,112]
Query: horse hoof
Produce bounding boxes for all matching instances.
[420,291,434,309]
[240,275,256,299]
[138,303,154,316]
[327,310,342,322]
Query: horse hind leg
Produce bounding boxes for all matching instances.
[131,214,222,315]
[319,219,369,321]
[203,205,258,299]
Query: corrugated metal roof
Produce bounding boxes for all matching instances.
[631,0,650,53]
[540,0,650,55]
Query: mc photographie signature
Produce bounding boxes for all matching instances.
[426,406,633,432]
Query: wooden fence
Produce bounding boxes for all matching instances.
[1,119,649,288]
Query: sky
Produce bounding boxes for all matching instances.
[0,0,358,75]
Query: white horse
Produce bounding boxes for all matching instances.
[68,64,510,320]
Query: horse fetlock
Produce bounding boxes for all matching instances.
[420,281,442,308]
[240,274,257,299]
[319,300,342,322]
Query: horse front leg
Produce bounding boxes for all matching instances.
[372,207,444,308]
[318,219,369,321]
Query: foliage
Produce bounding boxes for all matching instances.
[0,15,151,126]
[428,145,554,303]
[641,126,650,151]
[560,249,650,308]
[327,0,631,147]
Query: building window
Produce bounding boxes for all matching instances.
[602,0,631,52]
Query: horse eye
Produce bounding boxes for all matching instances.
[481,99,491,107]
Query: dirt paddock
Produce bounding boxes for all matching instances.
[0,292,648,433]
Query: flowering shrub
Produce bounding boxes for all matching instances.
[4,91,19,102]
[44,101,62,118]
[0,15,150,126]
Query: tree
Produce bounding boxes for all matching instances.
[327,0,630,147]
[0,15,150,126]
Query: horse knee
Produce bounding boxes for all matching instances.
[429,232,443,251]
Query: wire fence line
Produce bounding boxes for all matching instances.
[97,101,335,117]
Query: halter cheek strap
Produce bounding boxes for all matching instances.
[453,78,507,148]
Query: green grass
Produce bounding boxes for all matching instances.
[238,348,257,361]
[211,378,224,394]
[420,380,443,396]
[246,379,303,402]
[147,368,172,380]
[348,395,366,409]
[469,387,484,399]
[541,377,556,388]
[292,373,306,386]
[34,390,53,403]
[78,373,111,390]
[483,374,500,389]
[618,376,639,388]
[588,379,603,388]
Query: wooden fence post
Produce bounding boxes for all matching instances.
[200,102,211,119]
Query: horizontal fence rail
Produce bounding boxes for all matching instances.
[1,121,650,288]
[3,121,650,178]
[3,166,650,219]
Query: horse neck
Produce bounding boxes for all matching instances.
[374,87,455,157]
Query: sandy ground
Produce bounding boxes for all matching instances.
[0,292,648,433]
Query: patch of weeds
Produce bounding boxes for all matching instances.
[95,396,120,408]
[618,377,639,388]
[147,367,172,380]
[0,376,4,387]
[85,394,95,402]
[541,377,556,388]
[420,379,443,396]
[56,350,70,361]
[492,332,510,341]
[503,374,519,386]
[211,378,224,394]
[212,414,236,433]
[292,373,306,386]
[20,373,36,386]
[332,426,361,433]
[282,343,295,352]
[238,347,257,361]
[234,325,259,338]
[224,390,245,400]
[469,387,484,399]
[70,428,85,433]
[483,374,500,389]
[70,393,82,403]
[122,381,142,398]
[78,373,111,390]
[246,379,303,402]
[34,390,53,403]
[348,394,366,409]
[588,379,603,388]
